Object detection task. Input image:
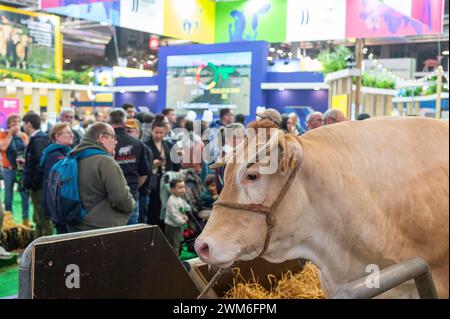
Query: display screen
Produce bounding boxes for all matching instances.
[166,52,252,116]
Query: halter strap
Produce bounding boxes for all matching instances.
[213,162,300,257]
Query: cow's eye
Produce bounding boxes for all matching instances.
[247,173,258,181]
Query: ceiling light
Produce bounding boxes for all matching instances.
[278,87,285,91]
[269,47,275,53]
[64,59,71,64]
[314,87,320,91]
[442,50,449,56]
[267,56,273,61]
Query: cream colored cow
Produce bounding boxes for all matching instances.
[195,117,449,298]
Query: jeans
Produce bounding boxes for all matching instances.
[127,195,140,225]
[138,193,149,224]
[2,168,30,219]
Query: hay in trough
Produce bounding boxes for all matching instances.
[224,262,325,299]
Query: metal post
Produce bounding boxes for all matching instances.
[332,257,439,299]
[435,66,443,119]
[354,39,364,119]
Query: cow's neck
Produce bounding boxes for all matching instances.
[265,156,395,297]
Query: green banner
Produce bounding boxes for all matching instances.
[215,0,286,43]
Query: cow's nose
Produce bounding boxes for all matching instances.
[195,239,210,261]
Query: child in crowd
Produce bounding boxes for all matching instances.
[201,174,219,208]
[165,179,191,256]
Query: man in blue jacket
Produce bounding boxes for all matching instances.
[22,112,52,238]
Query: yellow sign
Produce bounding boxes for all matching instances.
[331,94,348,117]
[163,0,215,44]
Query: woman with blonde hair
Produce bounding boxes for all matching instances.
[39,123,74,234]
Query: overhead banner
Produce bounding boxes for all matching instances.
[286,0,346,42]
[120,0,164,35]
[46,1,120,26]
[163,0,215,44]
[0,5,62,81]
[40,0,115,9]
[346,0,444,38]
[215,0,286,43]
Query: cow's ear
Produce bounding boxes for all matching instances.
[279,134,303,173]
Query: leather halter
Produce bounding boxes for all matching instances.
[213,161,300,257]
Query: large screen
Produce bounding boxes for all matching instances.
[166,52,252,116]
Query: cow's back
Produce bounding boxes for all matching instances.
[299,117,449,297]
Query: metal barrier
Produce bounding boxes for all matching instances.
[18,224,149,299]
[18,224,199,299]
[332,257,439,299]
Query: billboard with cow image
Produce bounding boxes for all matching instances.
[0,5,61,82]
[166,52,252,116]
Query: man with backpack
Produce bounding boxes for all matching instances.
[66,122,135,232]
[22,112,52,238]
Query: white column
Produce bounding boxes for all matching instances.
[31,88,41,113]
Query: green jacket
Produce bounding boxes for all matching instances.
[69,138,135,228]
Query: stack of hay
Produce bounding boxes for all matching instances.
[1,211,34,252]
[224,262,325,299]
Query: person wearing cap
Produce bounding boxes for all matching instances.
[125,119,154,224]
[256,108,282,127]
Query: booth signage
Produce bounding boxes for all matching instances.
[215,0,286,43]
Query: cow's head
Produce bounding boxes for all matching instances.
[195,120,305,267]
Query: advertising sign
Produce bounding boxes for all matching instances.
[46,1,119,26]
[215,0,286,43]
[120,0,164,35]
[332,95,348,117]
[40,0,115,9]
[0,98,19,129]
[166,51,252,115]
[286,0,346,42]
[346,0,444,38]
[163,0,215,44]
[0,5,61,81]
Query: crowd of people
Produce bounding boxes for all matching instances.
[0,104,370,258]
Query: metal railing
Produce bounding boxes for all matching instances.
[332,257,439,299]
